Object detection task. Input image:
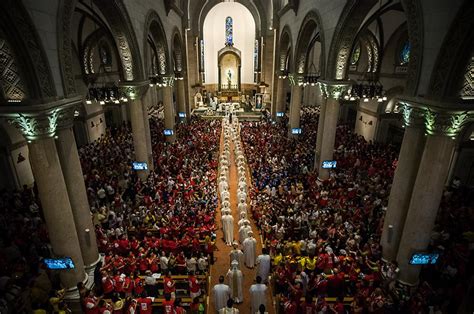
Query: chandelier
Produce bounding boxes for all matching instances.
[302,61,320,87]
[345,73,387,103]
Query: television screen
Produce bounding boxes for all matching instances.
[276,112,285,117]
[291,128,302,134]
[322,160,337,169]
[164,129,174,136]
[409,253,440,265]
[178,112,186,118]
[132,162,148,170]
[43,257,75,270]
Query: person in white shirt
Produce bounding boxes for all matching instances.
[243,231,257,268]
[222,211,234,246]
[229,242,244,267]
[249,276,267,314]
[213,276,231,313]
[256,248,271,283]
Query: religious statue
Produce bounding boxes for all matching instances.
[227,69,232,88]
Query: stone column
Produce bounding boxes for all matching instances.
[162,76,176,142]
[275,77,286,119]
[314,88,326,170]
[56,126,100,271]
[317,81,351,180]
[396,134,455,285]
[289,84,303,134]
[123,84,150,180]
[6,103,88,292]
[176,77,187,120]
[381,121,425,262]
[142,100,154,171]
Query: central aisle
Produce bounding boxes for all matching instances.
[208,119,275,314]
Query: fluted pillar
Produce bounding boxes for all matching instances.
[314,88,326,170]
[289,88,303,134]
[176,77,187,121]
[4,101,88,292]
[162,76,176,142]
[396,134,455,285]
[275,77,286,120]
[317,81,351,180]
[56,126,100,271]
[381,123,425,262]
[123,83,150,180]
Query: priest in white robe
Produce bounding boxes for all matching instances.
[243,231,257,268]
[237,199,247,214]
[222,211,234,246]
[213,276,231,313]
[239,222,251,243]
[226,260,243,303]
[256,248,271,283]
[229,242,244,267]
[249,276,267,314]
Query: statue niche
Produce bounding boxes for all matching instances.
[218,46,241,92]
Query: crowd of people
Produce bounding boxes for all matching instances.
[0,107,472,313]
[77,117,221,312]
[239,108,473,313]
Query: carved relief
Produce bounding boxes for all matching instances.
[0,38,27,100]
[459,56,474,98]
[58,0,78,96]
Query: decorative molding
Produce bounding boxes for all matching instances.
[318,80,352,100]
[396,97,474,137]
[0,97,81,141]
[427,1,474,99]
[326,0,377,80]
[0,37,27,100]
[2,0,56,99]
[58,0,79,97]
[460,56,474,98]
[120,82,150,100]
[401,0,423,96]
[162,76,175,88]
[288,73,303,87]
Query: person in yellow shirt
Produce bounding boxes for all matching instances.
[273,251,283,266]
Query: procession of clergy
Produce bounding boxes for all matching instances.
[212,113,272,313]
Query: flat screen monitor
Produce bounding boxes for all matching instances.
[276,112,285,117]
[409,253,440,265]
[178,112,186,118]
[291,128,302,135]
[164,129,174,136]
[132,162,148,170]
[43,257,75,270]
[321,160,337,169]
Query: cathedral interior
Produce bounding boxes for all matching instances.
[0,0,473,313]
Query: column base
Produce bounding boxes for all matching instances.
[391,279,419,300]
[84,254,102,275]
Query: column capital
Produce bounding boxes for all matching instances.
[318,80,352,100]
[120,81,150,100]
[0,97,81,141]
[397,96,474,137]
[162,75,175,88]
[288,73,304,87]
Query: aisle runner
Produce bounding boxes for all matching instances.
[208,115,274,314]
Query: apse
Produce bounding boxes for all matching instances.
[203,2,256,86]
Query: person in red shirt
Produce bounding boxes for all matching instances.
[331,296,345,314]
[123,274,134,297]
[163,271,176,299]
[188,271,201,299]
[162,293,175,314]
[137,292,153,314]
[283,297,298,314]
[133,273,145,297]
[84,290,101,314]
[102,272,115,297]
[98,299,113,314]
[124,298,137,314]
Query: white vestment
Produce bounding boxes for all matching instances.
[238,218,250,228]
[249,283,267,314]
[212,283,231,312]
[243,237,257,268]
[222,214,234,245]
[218,308,239,314]
[226,268,243,302]
[256,254,271,283]
[239,225,251,243]
[238,202,247,213]
[229,249,244,267]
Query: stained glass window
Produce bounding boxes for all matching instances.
[400,41,410,65]
[225,16,233,46]
[350,42,361,65]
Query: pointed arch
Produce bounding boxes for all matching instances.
[294,10,325,76]
[144,10,170,76]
